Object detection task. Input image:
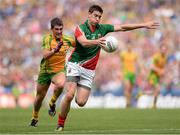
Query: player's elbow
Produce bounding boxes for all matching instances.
[81,43,88,47]
[43,55,49,60]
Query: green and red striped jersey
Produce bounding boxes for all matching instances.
[69,20,114,70]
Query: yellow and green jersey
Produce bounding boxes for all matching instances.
[40,34,75,74]
[148,52,167,86]
[120,50,137,75]
[152,52,167,71]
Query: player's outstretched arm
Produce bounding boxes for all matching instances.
[114,21,160,32]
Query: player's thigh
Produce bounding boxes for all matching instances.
[52,71,66,86]
[36,73,51,96]
[76,86,91,105]
[76,68,94,104]
[66,62,80,78]
[78,67,95,90]
[64,81,78,100]
[124,79,131,89]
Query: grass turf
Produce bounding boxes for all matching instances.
[0,108,180,134]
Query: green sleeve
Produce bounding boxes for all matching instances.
[100,24,114,36]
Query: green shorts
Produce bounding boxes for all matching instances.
[124,72,136,85]
[148,71,160,87]
[37,70,65,85]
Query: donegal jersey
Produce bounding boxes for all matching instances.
[68,20,114,70]
[151,52,167,76]
[40,34,75,74]
[120,51,137,75]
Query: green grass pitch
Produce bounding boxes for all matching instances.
[0,108,180,134]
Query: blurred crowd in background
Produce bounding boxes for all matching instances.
[0,0,180,103]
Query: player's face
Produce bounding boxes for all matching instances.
[52,25,63,39]
[160,46,167,55]
[127,44,131,51]
[88,11,102,26]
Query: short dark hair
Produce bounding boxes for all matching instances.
[88,5,103,14]
[50,17,63,29]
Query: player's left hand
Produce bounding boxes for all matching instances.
[53,41,63,53]
[145,21,160,29]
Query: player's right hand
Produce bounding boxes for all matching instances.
[53,41,63,53]
[145,21,160,29]
[97,37,106,47]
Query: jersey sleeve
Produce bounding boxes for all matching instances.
[42,35,51,50]
[100,24,114,35]
[120,51,125,60]
[63,35,76,47]
[75,26,84,38]
[152,54,159,65]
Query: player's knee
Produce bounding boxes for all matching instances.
[76,99,86,107]
[56,82,65,89]
[65,93,74,102]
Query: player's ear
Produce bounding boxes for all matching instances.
[88,11,92,17]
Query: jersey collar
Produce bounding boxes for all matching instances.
[51,34,63,42]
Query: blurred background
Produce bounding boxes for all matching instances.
[0,0,180,108]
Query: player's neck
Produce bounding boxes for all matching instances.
[89,23,96,32]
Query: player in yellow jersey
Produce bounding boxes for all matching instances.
[120,44,139,107]
[30,18,75,127]
[148,45,167,108]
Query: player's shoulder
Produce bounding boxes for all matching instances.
[153,52,161,58]
[120,50,126,56]
[63,34,74,40]
[99,23,113,28]
[78,23,87,31]
[43,34,52,41]
[62,34,75,47]
[132,51,138,56]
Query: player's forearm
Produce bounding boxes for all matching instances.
[43,50,55,59]
[83,39,100,47]
[78,38,99,47]
[151,65,161,73]
[117,23,147,32]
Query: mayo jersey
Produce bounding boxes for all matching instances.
[68,20,114,70]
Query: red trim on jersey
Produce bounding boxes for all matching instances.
[75,26,83,38]
[81,49,101,70]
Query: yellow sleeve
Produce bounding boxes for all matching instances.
[63,35,76,47]
[152,54,159,65]
[42,35,52,50]
[120,51,125,61]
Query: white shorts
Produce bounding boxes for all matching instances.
[66,62,95,89]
